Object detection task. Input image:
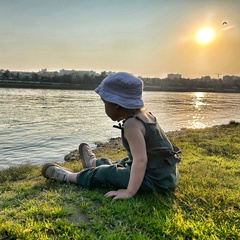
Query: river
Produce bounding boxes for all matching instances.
[0,88,239,168]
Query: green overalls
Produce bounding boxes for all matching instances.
[76,114,181,193]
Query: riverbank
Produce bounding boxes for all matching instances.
[0,122,239,239]
[0,82,98,90]
[1,82,240,93]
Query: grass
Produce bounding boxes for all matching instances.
[0,121,239,239]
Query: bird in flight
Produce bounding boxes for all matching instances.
[223,21,228,25]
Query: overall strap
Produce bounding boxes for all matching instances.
[112,116,135,130]
[134,115,147,125]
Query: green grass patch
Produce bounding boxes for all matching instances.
[0,122,239,239]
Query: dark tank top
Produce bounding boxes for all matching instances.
[114,113,181,191]
[121,113,180,169]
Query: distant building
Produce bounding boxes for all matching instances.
[39,68,47,74]
[13,71,32,79]
[223,75,240,82]
[59,69,97,76]
[167,73,182,79]
[38,68,57,77]
[201,76,211,81]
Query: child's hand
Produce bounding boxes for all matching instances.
[104,189,133,200]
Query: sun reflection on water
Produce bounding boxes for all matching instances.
[193,92,206,110]
[189,92,208,128]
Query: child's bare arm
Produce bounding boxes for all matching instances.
[105,118,147,199]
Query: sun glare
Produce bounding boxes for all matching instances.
[195,27,215,44]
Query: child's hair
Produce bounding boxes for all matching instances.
[95,72,144,109]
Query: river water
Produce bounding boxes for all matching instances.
[0,88,239,168]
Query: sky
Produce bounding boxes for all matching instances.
[0,0,240,78]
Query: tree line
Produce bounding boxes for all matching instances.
[0,69,240,93]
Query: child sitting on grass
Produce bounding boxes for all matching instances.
[42,72,181,199]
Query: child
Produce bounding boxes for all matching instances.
[42,72,181,199]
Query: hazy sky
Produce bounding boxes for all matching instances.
[1,0,239,78]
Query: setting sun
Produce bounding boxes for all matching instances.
[195,27,215,44]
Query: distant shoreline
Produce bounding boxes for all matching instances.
[0,82,98,91]
[0,82,239,93]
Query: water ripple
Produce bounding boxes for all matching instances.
[0,89,239,168]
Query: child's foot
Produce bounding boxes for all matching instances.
[78,143,96,168]
[41,163,72,182]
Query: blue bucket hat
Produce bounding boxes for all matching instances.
[95,72,144,109]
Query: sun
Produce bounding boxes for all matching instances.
[195,27,215,44]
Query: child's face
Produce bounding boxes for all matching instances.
[102,99,123,122]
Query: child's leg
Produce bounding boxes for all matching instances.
[41,162,129,188]
[95,157,113,166]
[76,164,131,189]
[41,163,154,192]
[68,173,78,183]
[79,143,125,169]
[79,143,113,168]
